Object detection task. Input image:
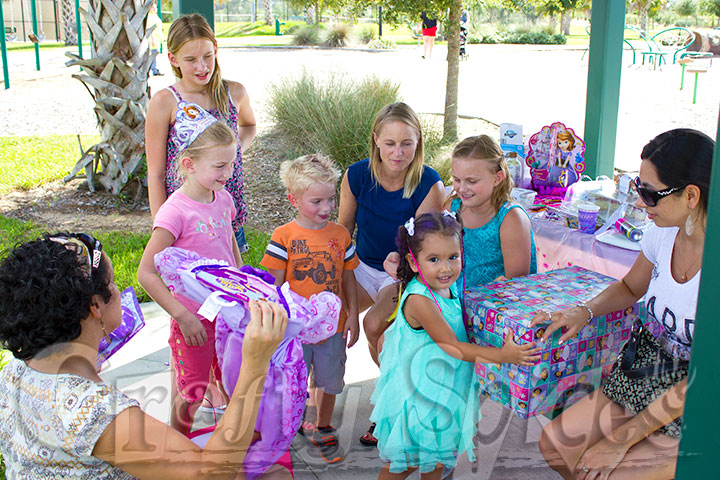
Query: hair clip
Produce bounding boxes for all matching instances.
[172,100,218,152]
[404,217,415,236]
[443,210,457,219]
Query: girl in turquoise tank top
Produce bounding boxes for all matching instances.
[370,212,540,478]
[447,135,537,293]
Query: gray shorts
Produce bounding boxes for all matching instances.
[302,332,346,395]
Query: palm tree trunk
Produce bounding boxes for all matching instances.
[443,0,462,143]
[561,11,572,35]
[61,0,77,45]
[64,0,154,194]
[263,0,273,25]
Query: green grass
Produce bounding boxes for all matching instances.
[0,215,151,301]
[215,20,308,37]
[5,41,90,51]
[0,135,100,194]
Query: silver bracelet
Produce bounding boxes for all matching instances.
[579,303,594,323]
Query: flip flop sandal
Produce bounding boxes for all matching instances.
[359,422,378,447]
[298,420,315,436]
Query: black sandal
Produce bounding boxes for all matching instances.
[359,422,378,446]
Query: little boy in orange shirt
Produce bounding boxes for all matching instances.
[261,154,359,464]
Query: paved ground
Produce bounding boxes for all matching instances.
[100,302,557,480]
[2,43,718,173]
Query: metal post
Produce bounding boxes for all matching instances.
[54,0,60,41]
[675,115,720,479]
[75,0,82,57]
[0,0,10,89]
[378,6,382,37]
[157,0,162,53]
[21,0,26,41]
[582,0,625,178]
[31,0,40,70]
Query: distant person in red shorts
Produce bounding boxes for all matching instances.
[420,11,438,59]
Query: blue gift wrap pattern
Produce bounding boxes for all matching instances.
[463,266,661,419]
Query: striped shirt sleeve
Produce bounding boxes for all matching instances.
[260,231,289,271]
[343,235,359,270]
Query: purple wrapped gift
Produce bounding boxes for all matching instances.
[97,287,145,368]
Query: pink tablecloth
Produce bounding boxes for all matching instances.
[532,215,640,280]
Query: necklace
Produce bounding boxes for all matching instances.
[678,237,702,282]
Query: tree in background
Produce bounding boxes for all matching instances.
[288,0,353,28]
[675,0,698,24]
[628,0,667,32]
[700,0,720,25]
[61,0,77,45]
[535,0,588,34]
[373,0,463,142]
[64,0,155,194]
[263,0,274,24]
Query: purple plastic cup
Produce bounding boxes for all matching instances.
[577,203,600,233]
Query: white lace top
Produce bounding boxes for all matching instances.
[0,357,139,479]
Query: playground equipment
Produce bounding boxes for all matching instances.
[4,0,16,41]
[1,0,10,88]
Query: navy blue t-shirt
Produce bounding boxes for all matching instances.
[347,158,442,270]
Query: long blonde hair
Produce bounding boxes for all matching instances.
[167,14,229,118]
[369,102,425,199]
[452,135,512,213]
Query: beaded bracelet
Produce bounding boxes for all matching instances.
[579,303,594,324]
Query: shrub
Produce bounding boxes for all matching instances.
[367,38,396,49]
[357,23,378,44]
[479,30,565,45]
[324,23,351,47]
[269,71,401,170]
[292,25,320,46]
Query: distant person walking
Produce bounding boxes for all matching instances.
[420,12,437,59]
[147,3,164,76]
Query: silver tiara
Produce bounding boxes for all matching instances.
[172,100,218,152]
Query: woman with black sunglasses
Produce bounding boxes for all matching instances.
[0,233,291,479]
[529,128,714,480]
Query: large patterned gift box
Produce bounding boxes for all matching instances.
[463,266,659,419]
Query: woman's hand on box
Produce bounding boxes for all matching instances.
[530,307,588,345]
[500,328,542,366]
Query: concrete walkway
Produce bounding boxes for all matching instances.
[99,301,559,479]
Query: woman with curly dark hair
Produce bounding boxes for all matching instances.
[0,233,290,479]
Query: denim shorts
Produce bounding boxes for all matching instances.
[302,332,347,395]
[234,226,249,254]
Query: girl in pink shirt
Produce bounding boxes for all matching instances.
[138,101,242,435]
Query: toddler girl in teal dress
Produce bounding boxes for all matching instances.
[370,212,541,479]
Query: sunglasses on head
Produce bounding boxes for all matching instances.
[49,233,103,279]
[632,176,684,207]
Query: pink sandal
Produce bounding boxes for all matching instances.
[359,423,378,447]
[298,420,315,436]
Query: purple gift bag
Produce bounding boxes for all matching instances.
[155,247,339,478]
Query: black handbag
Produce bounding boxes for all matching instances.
[603,322,689,438]
[619,322,689,379]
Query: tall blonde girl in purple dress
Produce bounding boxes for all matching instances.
[146,14,256,254]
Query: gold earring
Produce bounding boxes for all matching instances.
[98,318,111,344]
